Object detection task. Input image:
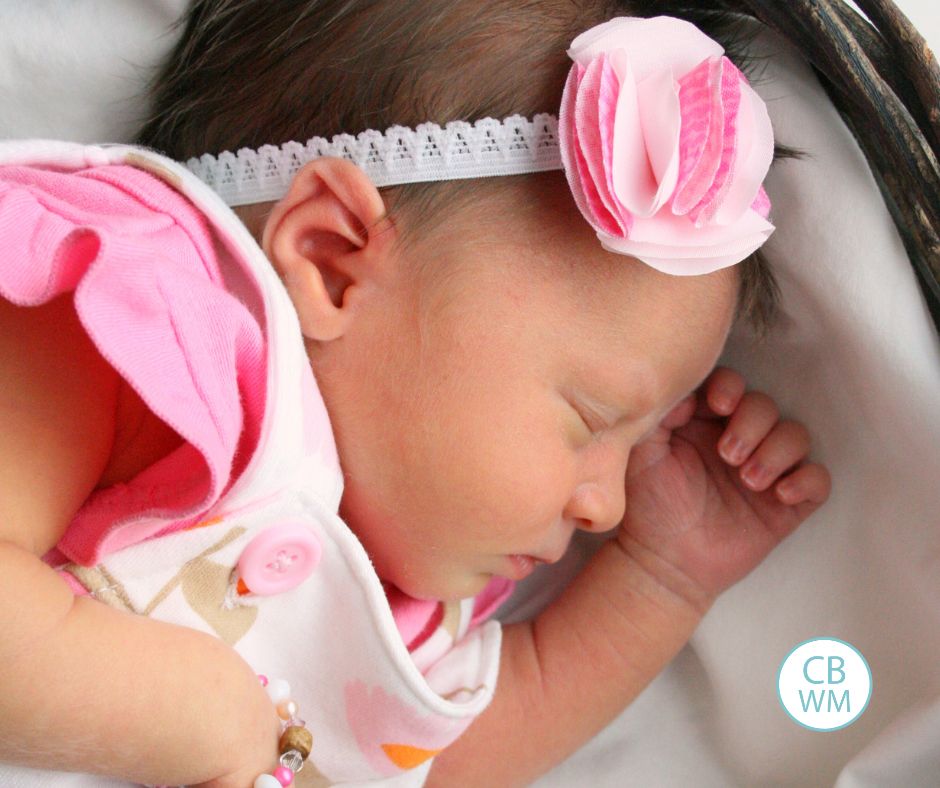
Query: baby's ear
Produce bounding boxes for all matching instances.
[261,158,394,341]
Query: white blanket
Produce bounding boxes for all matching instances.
[2,2,938,786]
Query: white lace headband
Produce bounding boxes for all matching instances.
[184,114,562,208]
[184,16,777,276]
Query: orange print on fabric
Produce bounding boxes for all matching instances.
[380,743,442,770]
[184,516,223,531]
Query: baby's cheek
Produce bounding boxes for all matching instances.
[493,449,573,532]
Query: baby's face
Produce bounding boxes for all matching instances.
[310,180,739,601]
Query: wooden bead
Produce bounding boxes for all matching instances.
[279,725,313,760]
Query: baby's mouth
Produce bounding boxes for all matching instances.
[504,554,540,580]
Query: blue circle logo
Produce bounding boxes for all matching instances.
[777,637,872,731]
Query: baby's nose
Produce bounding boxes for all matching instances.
[564,480,626,534]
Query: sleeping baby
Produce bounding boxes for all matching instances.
[0,3,829,786]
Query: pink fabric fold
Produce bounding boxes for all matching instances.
[0,163,267,565]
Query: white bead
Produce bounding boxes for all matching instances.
[253,775,281,788]
[266,678,291,703]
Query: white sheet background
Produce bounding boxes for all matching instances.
[1,2,938,786]
[848,0,939,46]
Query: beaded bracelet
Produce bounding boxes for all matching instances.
[253,674,313,788]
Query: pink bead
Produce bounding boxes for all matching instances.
[273,765,294,787]
[257,674,269,687]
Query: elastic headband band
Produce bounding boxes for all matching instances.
[184,114,563,207]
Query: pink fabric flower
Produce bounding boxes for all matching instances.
[559,16,775,275]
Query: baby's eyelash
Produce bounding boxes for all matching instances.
[570,401,606,436]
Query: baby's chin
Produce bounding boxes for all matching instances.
[385,566,494,603]
[338,498,494,601]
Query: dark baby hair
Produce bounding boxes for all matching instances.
[137,0,782,335]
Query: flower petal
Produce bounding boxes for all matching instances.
[673,57,724,216]
[559,64,620,236]
[751,186,771,219]
[568,16,724,80]
[598,53,635,233]
[599,206,775,274]
[713,79,774,225]
[636,66,681,216]
[607,55,659,218]
[689,57,742,225]
[576,55,631,235]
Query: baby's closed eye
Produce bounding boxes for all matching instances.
[570,400,609,436]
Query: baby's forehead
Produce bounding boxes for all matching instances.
[394,172,738,346]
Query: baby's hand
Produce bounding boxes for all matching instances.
[618,366,831,609]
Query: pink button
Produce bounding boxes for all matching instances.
[237,522,321,595]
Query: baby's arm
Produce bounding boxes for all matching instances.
[0,296,279,785]
[430,369,831,786]
[0,545,280,785]
[428,539,705,786]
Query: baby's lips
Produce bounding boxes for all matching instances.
[533,547,566,565]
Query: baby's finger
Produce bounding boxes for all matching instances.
[738,419,811,491]
[696,366,747,418]
[658,393,697,431]
[717,390,779,466]
[774,462,832,506]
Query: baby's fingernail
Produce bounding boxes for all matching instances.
[720,434,745,463]
[741,461,768,487]
[712,392,733,413]
[777,480,798,502]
